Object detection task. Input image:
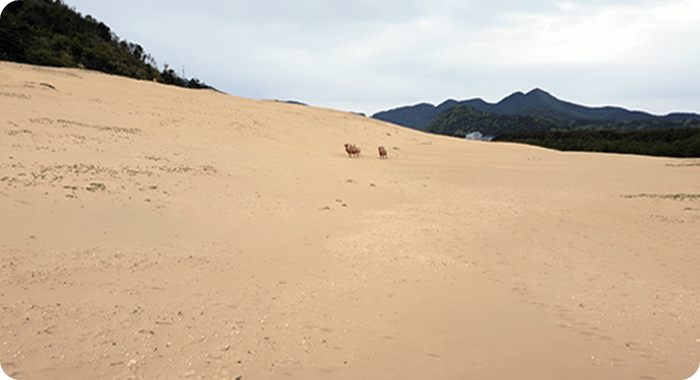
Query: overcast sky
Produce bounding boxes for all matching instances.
[5,0,700,115]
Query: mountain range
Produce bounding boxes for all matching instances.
[371,88,700,131]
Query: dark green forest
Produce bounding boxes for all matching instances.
[493,128,700,158]
[0,0,211,89]
[426,105,700,138]
[426,105,700,157]
[425,106,560,137]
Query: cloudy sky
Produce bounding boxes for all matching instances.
[8,0,700,115]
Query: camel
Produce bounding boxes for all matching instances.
[344,143,361,157]
[378,146,387,159]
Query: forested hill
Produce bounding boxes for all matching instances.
[0,0,212,89]
[373,88,700,131]
[426,105,700,138]
[425,106,558,137]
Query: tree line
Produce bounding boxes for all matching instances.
[426,105,700,138]
[0,0,212,89]
[425,105,700,157]
[493,128,700,158]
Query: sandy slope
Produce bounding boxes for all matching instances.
[1,61,699,380]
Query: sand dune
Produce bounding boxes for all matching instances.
[1,61,699,380]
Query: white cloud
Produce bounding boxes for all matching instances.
[34,0,700,115]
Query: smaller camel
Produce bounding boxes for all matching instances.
[378,146,387,159]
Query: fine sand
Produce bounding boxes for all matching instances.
[1,61,699,380]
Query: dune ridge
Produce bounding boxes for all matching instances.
[1,61,699,380]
